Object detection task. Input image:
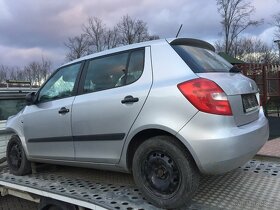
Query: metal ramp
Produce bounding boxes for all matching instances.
[1,158,280,210]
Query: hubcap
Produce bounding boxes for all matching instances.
[142,151,180,197]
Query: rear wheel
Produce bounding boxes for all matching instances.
[132,135,199,209]
[6,135,31,176]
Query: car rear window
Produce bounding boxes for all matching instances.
[172,45,232,73]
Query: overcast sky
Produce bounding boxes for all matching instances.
[0,0,279,69]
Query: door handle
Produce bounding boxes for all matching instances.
[58,107,69,114]
[121,95,139,104]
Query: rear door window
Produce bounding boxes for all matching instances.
[172,45,232,73]
[83,52,129,93]
[126,50,145,85]
[82,48,145,93]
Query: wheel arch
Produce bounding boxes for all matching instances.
[126,128,199,172]
[6,115,29,156]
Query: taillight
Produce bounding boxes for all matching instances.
[178,78,232,116]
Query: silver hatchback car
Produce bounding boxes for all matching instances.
[6,38,269,209]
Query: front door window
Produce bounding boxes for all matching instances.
[38,63,81,103]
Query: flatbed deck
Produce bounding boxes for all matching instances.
[1,156,280,210]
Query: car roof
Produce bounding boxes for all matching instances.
[62,37,214,67]
[62,38,170,67]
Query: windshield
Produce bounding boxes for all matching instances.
[172,45,232,73]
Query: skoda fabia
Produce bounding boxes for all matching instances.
[6,38,269,209]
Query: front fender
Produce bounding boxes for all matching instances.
[6,111,28,156]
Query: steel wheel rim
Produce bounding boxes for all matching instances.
[9,143,22,170]
[141,151,181,198]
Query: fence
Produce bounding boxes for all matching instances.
[239,64,280,116]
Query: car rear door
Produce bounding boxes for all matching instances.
[72,47,152,164]
[23,62,82,160]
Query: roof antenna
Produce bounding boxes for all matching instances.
[176,24,183,38]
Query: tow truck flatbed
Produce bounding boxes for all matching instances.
[1,157,280,210]
[0,163,157,210]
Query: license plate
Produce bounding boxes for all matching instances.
[242,94,258,113]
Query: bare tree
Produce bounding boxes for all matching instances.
[8,69,17,81]
[233,37,277,63]
[24,62,40,85]
[83,17,107,52]
[65,15,159,58]
[0,65,8,83]
[214,40,226,53]
[40,57,52,81]
[216,0,262,55]
[134,19,150,43]
[104,27,120,50]
[15,68,28,81]
[0,58,52,86]
[0,66,24,83]
[273,12,280,39]
[23,58,52,86]
[117,15,150,45]
[64,34,90,61]
[4,67,18,81]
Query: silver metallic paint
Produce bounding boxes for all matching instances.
[71,47,153,163]
[6,38,269,175]
[176,107,268,174]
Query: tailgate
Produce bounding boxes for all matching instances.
[197,73,260,126]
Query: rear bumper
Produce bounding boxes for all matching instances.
[177,108,269,174]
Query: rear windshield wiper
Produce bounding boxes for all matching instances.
[229,66,241,73]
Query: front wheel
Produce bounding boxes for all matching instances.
[132,136,200,209]
[6,135,31,176]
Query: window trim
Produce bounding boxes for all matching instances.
[34,61,85,104]
[77,47,145,95]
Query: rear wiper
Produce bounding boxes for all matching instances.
[229,66,241,73]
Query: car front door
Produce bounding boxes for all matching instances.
[72,47,152,163]
[23,62,82,160]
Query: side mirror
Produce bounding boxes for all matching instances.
[25,92,36,105]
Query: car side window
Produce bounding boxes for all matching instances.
[83,49,145,93]
[126,49,145,85]
[38,63,81,103]
[83,52,129,93]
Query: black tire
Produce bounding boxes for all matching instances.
[6,135,32,176]
[132,135,200,209]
